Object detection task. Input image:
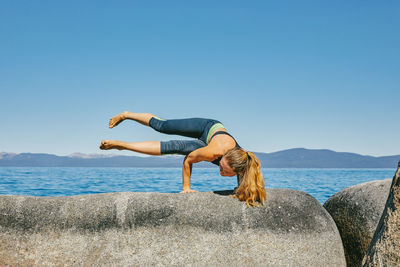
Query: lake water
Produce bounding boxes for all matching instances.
[0,167,395,204]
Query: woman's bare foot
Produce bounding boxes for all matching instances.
[109,111,130,128]
[99,140,125,150]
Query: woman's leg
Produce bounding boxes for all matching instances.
[149,117,219,140]
[100,140,161,155]
[108,111,220,141]
[99,139,206,156]
[160,139,206,155]
[109,111,155,128]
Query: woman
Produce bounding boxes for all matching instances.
[100,111,266,207]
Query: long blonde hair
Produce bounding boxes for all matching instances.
[224,148,266,207]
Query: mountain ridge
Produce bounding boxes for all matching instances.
[0,148,399,168]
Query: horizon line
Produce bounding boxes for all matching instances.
[1,147,399,158]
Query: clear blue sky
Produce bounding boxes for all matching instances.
[1,1,399,157]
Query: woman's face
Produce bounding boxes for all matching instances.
[219,156,237,177]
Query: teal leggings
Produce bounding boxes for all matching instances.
[149,117,222,156]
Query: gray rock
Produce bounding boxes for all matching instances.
[363,161,400,266]
[324,179,391,267]
[0,189,345,266]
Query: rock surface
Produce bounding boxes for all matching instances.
[324,179,391,267]
[362,162,400,266]
[0,189,345,266]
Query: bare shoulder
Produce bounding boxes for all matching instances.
[204,142,225,156]
[209,134,236,149]
[205,137,235,159]
[186,145,220,163]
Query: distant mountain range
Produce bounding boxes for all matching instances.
[0,148,399,168]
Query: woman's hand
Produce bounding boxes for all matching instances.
[179,189,198,193]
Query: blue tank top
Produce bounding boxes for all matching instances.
[209,131,241,166]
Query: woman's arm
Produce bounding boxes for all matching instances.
[180,145,218,193]
[181,157,195,193]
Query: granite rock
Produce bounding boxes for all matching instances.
[362,162,400,266]
[324,179,391,266]
[0,189,345,266]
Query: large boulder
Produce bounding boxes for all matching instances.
[0,189,345,266]
[363,162,400,266]
[324,179,391,267]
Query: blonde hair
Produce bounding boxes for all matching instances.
[224,148,266,207]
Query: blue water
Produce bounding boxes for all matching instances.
[0,167,395,204]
